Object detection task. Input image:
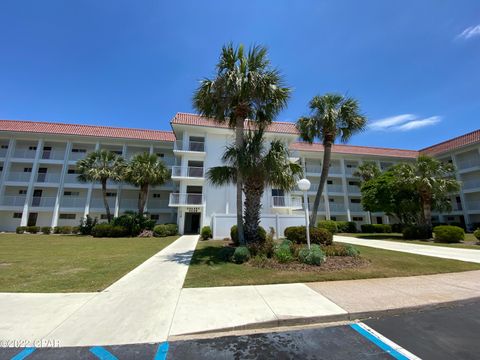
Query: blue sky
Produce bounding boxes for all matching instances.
[0,0,479,149]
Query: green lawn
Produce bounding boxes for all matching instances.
[0,234,179,293]
[341,233,480,249]
[183,240,480,288]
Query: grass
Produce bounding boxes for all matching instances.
[183,240,480,288]
[341,233,480,249]
[0,234,179,293]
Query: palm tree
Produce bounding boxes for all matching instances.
[76,150,125,222]
[394,155,460,228]
[193,43,291,246]
[123,152,170,215]
[353,161,381,182]
[207,130,302,243]
[297,93,367,225]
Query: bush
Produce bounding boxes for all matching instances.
[230,225,266,246]
[232,246,251,264]
[27,226,40,234]
[474,229,480,241]
[361,224,392,233]
[153,223,178,237]
[41,226,52,234]
[322,243,359,257]
[262,227,276,258]
[201,226,212,240]
[274,243,293,263]
[433,225,464,243]
[335,221,357,233]
[16,226,26,234]
[284,226,333,245]
[298,244,326,266]
[391,223,404,233]
[112,212,156,237]
[402,225,432,240]
[91,224,128,238]
[79,215,97,235]
[53,226,73,234]
[317,220,338,234]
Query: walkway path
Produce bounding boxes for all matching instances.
[335,235,480,264]
[0,235,199,347]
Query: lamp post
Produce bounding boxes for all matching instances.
[297,178,311,249]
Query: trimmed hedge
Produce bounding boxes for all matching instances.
[41,226,52,234]
[200,226,212,240]
[230,225,266,246]
[27,226,40,234]
[53,226,73,234]
[335,221,357,233]
[284,226,333,245]
[402,225,432,240]
[153,223,178,237]
[317,220,338,234]
[298,244,325,265]
[91,224,129,238]
[433,225,464,243]
[16,226,26,234]
[322,243,360,257]
[474,229,480,241]
[361,224,392,233]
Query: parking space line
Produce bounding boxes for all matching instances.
[154,342,169,360]
[89,346,118,360]
[11,347,36,360]
[350,323,421,360]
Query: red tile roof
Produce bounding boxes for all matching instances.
[290,142,419,158]
[420,129,480,156]
[171,112,299,134]
[0,120,175,142]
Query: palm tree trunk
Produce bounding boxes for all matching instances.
[235,116,245,246]
[101,179,112,222]
[421,193,432,227]
[138,184,148,216]
[243,183,263,244]
[311,140,333,225]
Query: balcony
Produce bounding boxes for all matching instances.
[36,173,61,183]
[175,140,205,153]
[90,198,116,209]
[7,172,32,182]
[61,197,86,208]
[349,203,364,212]
[69,152,87,161]
[347,185,361,194]
[12,149,37,159]
[344,167,358,175]
[120,198,139,210]
[169,193,204,207]
[1,196,26,206]
[64,173,81,184]
[463,179,480,190]
[0,148,7,157]
[171,166,204,179]
[327,184,343,193]
[31,196,56,207]
[147,199,170,209]
[308,203,326,212]
[40,150,65,160]
[329,203,346,212]
[457,158,480,170]
[467,201,480,211]
[272,196,302,209]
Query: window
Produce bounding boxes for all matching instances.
[67,169,78,174]
[152,193,161,198]
[150,214,160,220]
[28,146,37,151]
[72,148,86,153]
[156,153,165,158]
[59,214,76,220]
[64,191,80,196]
[106,192,116,197]
[13,212,22,218]
[1,145,8,149]
[112,150,122,155]
[100,214,108,220]
[330,216,337,221]
[447,216,455,221]
[23,168,32,172]
[327,180,333,185]
[346,164,354,168]
[353,216,363,221]
[272,189,284,196]
[329,198,335,202]
[348,181,360,186]
[0,166,3,171]
[18,190,27,195]
[351,199,361,203]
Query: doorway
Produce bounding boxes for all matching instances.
[27,213,38,226]
[184,212,201,234]
[32,189,42,207]
[37,168,47,182]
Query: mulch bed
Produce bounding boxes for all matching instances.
[247,256,370,272]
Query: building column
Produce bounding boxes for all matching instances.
[0,138,16,199]
[51,141,72,228]
[114,144,127,217]
[451,154,470,229]
[84,142,100,217]
[340,159,351,221]
[20,139,44,226]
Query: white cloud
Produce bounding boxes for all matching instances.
[369,114,441,132]
[457,24,480,40]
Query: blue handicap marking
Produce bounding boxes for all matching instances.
[90,346,119,360]
[11,347,36,360]
[154,342,169,360]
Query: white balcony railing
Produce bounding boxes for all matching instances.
[467,201,480,211]
[175,140,205,152]
[347,185,361,194]
[457,158,480,170]
[7,172,32,182]
[61,197,86,208]
[12,149,37,159]
[64,173,81,183]
[147,199,169,209]
[36,173,61,183]
[171,166,204,178]
[329,203,346,212]
[90,198,116,209]
[272,196,302,209]
[327,184,343,193]
[41,150,65,160]
[120,198,139,209]
[0,148,7,157]
[308,203,326,212]
[31,197,56,207]
[1,196,26,206]
[69,152,88,161]
[345,167,358,175]
[169,193,204,206]
[463,179,480,190]
[329,166,342,174]
[349,203,364,212]
[305,165,322,174]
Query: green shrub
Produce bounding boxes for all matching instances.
[391,223,404,233]
[53,226,73,234]
[112,212,156,237]
[72,226,80,234]
[232,246,251,264]
[27,226,40,234]
[230,225,266,245]
[345,244,360,257]
[91,224,128,238]
[261,227,276,258]
[361,224,392,233]
[41,226,52,234]
[298,244,325,265]
[474,229,480,241]
[317,220,338,234]
[274,243,293,263]
[402,225,432,240]
[79,215,97,235]
[165,223,178,236]
[153,223,178,237]
[284,226,333,245]
[200,226,212,240]
[335,221,357,233]
[433,225,464,243]
[16,226,26,234]
[322,243,359,257]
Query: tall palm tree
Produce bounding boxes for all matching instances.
[123,152,170,215]
[207,130,302,243]
[76,150,125,222]
[297,93,367,224]
[394,155,460,228]
[193,43,291,245]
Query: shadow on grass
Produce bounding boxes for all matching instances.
[189,246,232,266]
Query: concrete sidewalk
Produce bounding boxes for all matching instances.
[336,235,480,264]
[0,235,199,347]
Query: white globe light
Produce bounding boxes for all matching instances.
[297,178,311,191]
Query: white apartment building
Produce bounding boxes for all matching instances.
[0,113,479,236]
